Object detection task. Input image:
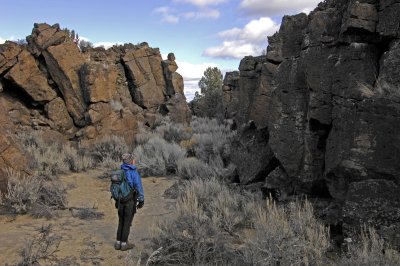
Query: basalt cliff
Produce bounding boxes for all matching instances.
[225,0,400,244]
[0,23,191,190]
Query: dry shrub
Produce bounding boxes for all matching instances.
[155,118,192,143]
[179,138,197,154]
[18,131,94,178]
[339,227,400,266]
[149,178,331,266]
[97,155,121,169]
[63,144,94,172]
[18,224,62,266]
[89,135,128,164]
[177,157,214,180]
[1,169,41,213]
[189,117,235,169]
[0,169,67,218]
[134,136,186,176]
[149,179,254,265]
[149,178,238,265]
[71,206,104,220]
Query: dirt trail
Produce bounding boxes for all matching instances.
[0,169,176,265]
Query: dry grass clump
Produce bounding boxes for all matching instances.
[241,200,330,266]
[339,227,400,266]
[148,178,331,266]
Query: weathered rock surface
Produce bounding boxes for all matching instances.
[0,23,192,190]
[0,104,31,192]
[122,43,166,109]
[230,122,276,185]
[163,53,184,96]
[224,0,400,245]
[5,49,57,103]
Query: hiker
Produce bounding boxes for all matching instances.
[114,153,145,251]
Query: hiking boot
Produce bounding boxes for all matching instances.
[120,242,134,251]
[114,241,121,250]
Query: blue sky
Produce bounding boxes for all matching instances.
[0,0,321,100]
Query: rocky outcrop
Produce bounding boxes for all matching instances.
[0,23,192,190]
[224,0,400,245]
[0,23,191,134]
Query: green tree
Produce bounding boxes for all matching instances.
[198,67,223,95]
[191,67,224,119]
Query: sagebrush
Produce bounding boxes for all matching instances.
[148,178,330,265]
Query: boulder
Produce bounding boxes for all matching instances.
[27,23,66,56]
[86,102,112,124]
[80,62,118,103]
[45,97,75,133]
[343,179,400,247]
[43,42,86,126]
[161,94,191,125]
[5,49,57,103]
[0,41,23,75]
[163,53,183,96]
[341,2,378,33]
[230,123,276,185]
[377,2,400,38]
[122,44,166,109]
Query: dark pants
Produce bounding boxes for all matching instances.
[116,199,136,242]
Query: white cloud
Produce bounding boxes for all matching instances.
[203,17,280,59]
[173,0,227,7]
[154,6,180,24]
[219,17,279,43]
[176,60,218,81]
[203,40,261,59]
[240,0,320,16]
[154,6,220,23]
[0,37,5,44]
[183,9,220,19]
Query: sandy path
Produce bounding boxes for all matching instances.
[0,169,176,265]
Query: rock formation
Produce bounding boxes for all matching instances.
[0,23,191,190]
[224,0,400,245]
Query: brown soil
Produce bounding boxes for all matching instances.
[0,169,176,265]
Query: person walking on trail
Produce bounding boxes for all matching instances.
[115,153,145,251]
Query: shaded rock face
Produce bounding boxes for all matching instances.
[224,0,400,245]
[0,23,192,190]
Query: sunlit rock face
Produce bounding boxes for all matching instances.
[0,23,192,191]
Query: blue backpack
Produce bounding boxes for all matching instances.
[110,170,134,203]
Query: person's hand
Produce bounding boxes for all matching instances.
[137,200,144,209]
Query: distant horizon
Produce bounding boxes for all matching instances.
[0,0,321,100]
